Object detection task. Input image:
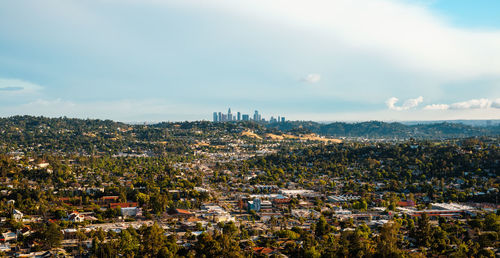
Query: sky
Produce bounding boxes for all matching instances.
[0,0,499,122]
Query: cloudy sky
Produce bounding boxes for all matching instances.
[0,0,499,122]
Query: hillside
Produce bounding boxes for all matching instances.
[265,120,500,139]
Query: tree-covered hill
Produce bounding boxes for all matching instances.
[0,116,498,155]
[265,120,500,138]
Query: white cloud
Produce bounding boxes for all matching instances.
[386,96,423,111]
[386,97,400,110]
[492,99,500,109]
[301,73,321,83]
[450,98,491,110]
[423,104,449,110]
[160,0,500,80]
[423,98,500,110]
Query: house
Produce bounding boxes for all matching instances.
[18,226,32,236]
[1,232,16,242]
[12,209,23,221]
[170,209,194,219]
[68,211,85,222]
[253,247,278,256]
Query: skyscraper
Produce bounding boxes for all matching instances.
[253,110,259,121]
[212,108,285,123]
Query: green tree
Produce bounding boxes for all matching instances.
[43,223,63,249]
[376,222,404,257]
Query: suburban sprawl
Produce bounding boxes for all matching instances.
[0,116,498,257]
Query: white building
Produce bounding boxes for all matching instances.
[279,189,319,198]
[1,232,16,242]
[121,207,141,217]
[68,211,85,222]
[12,209,23,221]
[200,204,235,223]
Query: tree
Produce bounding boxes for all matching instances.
[315,216,329,237]
[376,222,404,257]
[195,232,222,257]
[140,223,173,257]
[415,213,432,248]
[43,223,63,249]
[119,229,140,256]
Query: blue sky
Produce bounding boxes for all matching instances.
[0,0,499,122]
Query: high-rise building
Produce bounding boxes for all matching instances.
[212,108,284,123]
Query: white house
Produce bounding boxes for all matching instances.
[12,209,23,221]
[68,211,85,222]
[1,232,16,242]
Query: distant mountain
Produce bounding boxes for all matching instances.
[265,120,500,139]
[400,120,500,127]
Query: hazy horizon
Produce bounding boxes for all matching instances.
[2,114,500,126]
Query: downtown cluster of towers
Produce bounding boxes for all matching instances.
[213,108,286,123]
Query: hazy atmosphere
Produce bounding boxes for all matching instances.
[1,0,499,121]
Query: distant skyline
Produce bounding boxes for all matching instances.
[1,0,499,122]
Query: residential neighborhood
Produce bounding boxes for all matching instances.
[0,116,498,257]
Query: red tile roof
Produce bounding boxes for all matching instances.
[175,209,192,215]
[253,247,275,255]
